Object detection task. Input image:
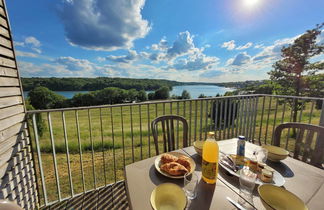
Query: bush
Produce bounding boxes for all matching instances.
[25,101,46,137]
[28,86,66,110]
[154,86,170,99]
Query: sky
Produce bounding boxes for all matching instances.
[6,0,324,82]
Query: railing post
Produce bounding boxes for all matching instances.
[312,100,324,166]
[318,100,324,127]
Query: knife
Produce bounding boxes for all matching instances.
[226,197,247,210]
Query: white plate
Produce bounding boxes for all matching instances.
[219,158,285,187]
[154,152,196,179]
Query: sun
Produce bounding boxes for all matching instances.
[243,0,260,8]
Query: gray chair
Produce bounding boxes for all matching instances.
[273,122,324,168]
[151,115,188,155]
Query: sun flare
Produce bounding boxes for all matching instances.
[243,0,260,8]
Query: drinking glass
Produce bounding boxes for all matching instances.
[238,167,257,207]
[184,173,198,200]
[255,148,268,163]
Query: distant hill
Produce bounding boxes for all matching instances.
[21,77,266,91]
[21,77,181,91]
[181,80,268,89]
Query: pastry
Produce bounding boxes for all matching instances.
[248,158,258,173]
[160,154,178,164]
[264,165,275,174]
[160,162,188,176]
[260,169,273,183]
[176,156,191,171]
[257,162,266,173]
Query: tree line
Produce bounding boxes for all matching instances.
[27,86,192,110]
[22,77,182,91]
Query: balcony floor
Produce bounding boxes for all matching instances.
[42,181,129,210]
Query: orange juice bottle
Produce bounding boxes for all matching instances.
[202,132,219,184]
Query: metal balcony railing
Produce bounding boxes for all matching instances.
[26,94,324,207]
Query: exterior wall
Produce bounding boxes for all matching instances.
[0,0,38,209]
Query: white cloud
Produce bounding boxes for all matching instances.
[31,47,42,54]
[252,36,298,62]
[147,52,166,62]
[25,36,41,47]
[222,40,254,50]
[99,31,220,71]
[18,57,122,77]
[227,52,251,66]
[17,61,44,75]
[16,50,39,58]
[96,57,106,62]
[143,31,219,68]
[254,44,265,49]
[166,31,196,59]
[316,30,324,45]
[58,0,150,51]
[151,38,168,51]
[14,41,25,47]
[171,53,219,71]
[236,42,253,50]
[55,56,94,72]
[106,50,139,63]
[14,36,42,54]
[221,40,236,50]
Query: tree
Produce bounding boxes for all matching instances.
[305,74,324,109]
[137,90,147,102]
[28,86,66,109]
[181,90,191,99]
[148,92,155,100]
[268,23,324,123]
[198,94,206,98]
[253,82,275,94]
[72,92,96,106]
[25,100,46,137]
[154,86,170,99]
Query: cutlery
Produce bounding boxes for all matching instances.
[220,152,238,172]
[226,197,247,210]
[220,159,238,172]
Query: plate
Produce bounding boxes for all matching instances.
[150,183,187,210]
[154,152,196,179]
[219,154,285,186]
[258,184,308,210]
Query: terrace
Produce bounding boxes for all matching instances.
[0,1,323,210]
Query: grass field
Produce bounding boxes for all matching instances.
[29,96,322,204]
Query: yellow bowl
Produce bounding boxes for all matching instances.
[258,184,308,210]
[193,141,204,156]
[150,183,187,210]
[262,145,289,162]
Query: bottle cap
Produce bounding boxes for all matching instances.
[238,135,245,140]
[207,131,215,137]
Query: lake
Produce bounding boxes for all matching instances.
[170,85,233,98]
[23,91,89,99]
[23,85,234,99]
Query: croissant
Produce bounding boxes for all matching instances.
[176,156,191,171]
[160,154,178,164]
[160,162,188,176]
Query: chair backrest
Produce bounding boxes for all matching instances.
[273,122,324,167]
[151,115,188,155]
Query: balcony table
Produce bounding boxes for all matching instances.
[125,139,324,210]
